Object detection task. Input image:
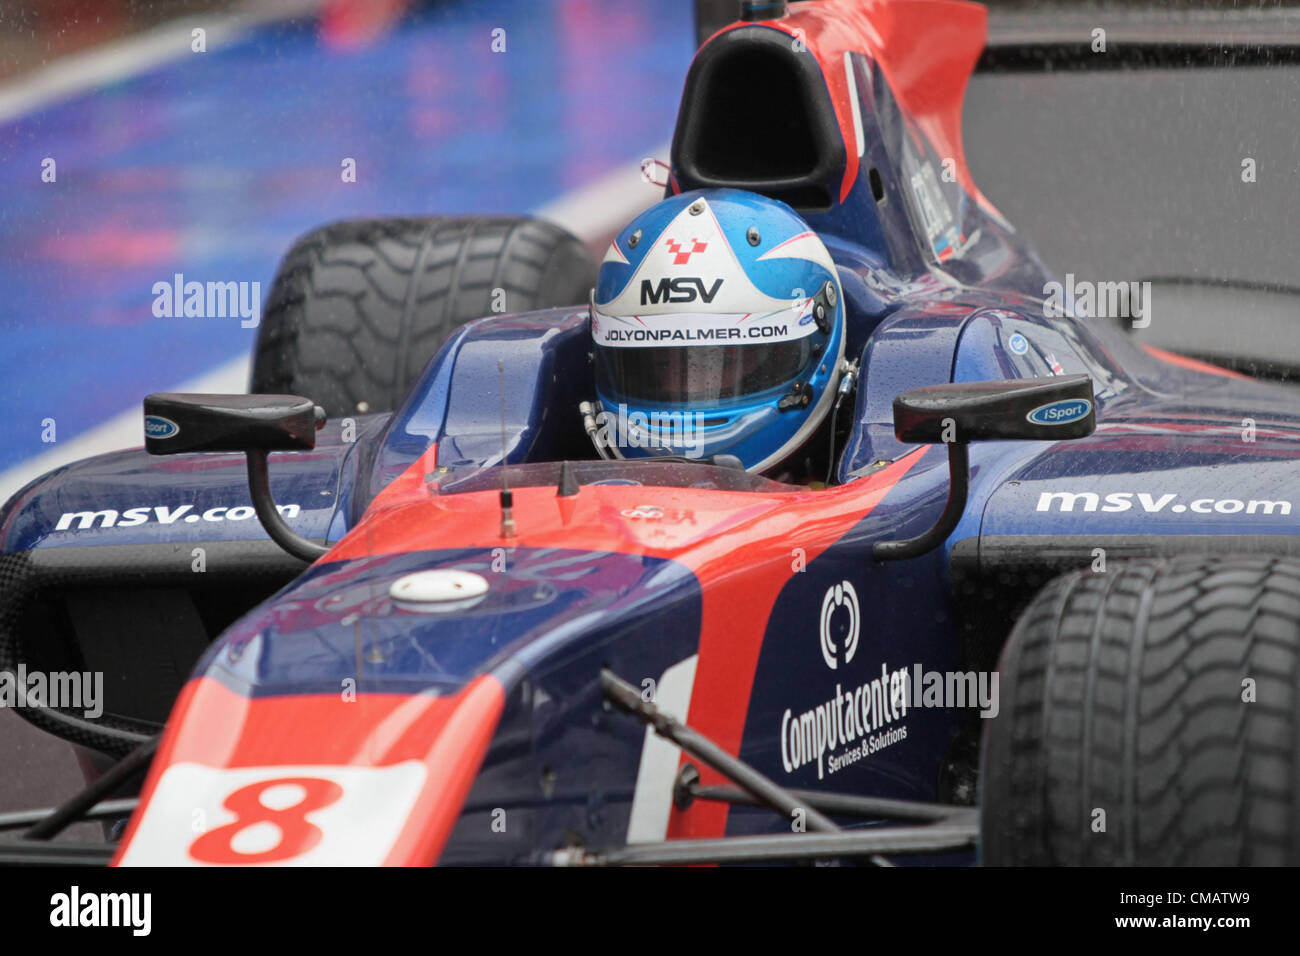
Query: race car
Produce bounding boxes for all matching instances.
[2,0,1298,866]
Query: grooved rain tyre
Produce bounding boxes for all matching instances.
[980,556,1300,866]
[251,217,596,417]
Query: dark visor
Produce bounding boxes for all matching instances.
[596,338,812,405]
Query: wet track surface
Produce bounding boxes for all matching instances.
[0,0,693,473]
[0,0,694,838]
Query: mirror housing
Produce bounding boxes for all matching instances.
[143,393,329,562]
[891,373,1095,444]
[144,393,324,456]
[874,375,1096,562]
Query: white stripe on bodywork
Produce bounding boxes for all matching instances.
[534,147,668,244]
[0,0,324,126]
[844,52,865,158]
[625,654,698,844]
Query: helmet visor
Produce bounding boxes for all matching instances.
[591,303,821,404]
[596,339,811,405]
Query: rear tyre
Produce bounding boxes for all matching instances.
[981,556,1300,865]
[251,217,596,417]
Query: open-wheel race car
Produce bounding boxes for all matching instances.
[3,0,1299,866]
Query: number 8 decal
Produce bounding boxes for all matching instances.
[189,777,343,864]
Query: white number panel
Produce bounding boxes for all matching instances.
[117,761,427,866]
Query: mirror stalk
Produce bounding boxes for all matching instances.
[869,374,1096,563]
[872,443,968,562]
[246,448,329,562]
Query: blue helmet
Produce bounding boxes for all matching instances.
[590,189,845,473]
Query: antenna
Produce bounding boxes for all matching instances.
[498,360,516,538]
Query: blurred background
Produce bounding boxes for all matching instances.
[0,0,685,499]
[0,0,694,839]
[2,0,1299,835]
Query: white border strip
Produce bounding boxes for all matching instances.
[532,145,670,243]
[0,0,322,126]
[626,655,698,843]
[844,51,865,159]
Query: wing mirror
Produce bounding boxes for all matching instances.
[143,393,329,562]
[873,374,1095,562]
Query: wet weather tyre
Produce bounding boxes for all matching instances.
[251,217,596,417]
[980,556,1300,865]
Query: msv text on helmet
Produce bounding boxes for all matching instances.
[640,276,724,305]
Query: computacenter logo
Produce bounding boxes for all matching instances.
[820,580,859,670]
[1036,491,1292,517]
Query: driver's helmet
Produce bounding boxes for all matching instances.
[590,189,845,473]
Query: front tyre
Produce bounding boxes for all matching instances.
[981,556,1300,865]
[251,217,595,417]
